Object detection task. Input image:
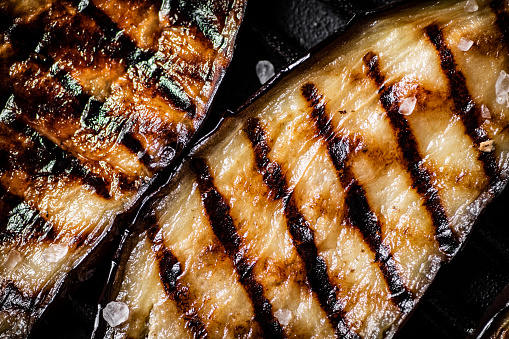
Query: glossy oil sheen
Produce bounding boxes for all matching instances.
[104,0,509,338]
[0,0,246,337]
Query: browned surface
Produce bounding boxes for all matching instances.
[104,0,509,338]
[0,0,246,337]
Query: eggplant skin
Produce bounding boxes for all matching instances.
[99,0,509,338]
[0,0,246,337]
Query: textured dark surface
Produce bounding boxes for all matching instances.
[28,0,509,338]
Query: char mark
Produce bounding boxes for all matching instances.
[0,185,56,246]
[362,51,459,256]
[136,64,196,116]
[1,98,112,200]
[490,0,509,47]
[425,24,498,182]
[244,117,360,338]
[301,83,414,313]
[190,157,285,339]
[73,0,154,66]
[120,132,152,166]
[50,66,89,105]
[75,1,196,114]
[162,1,225,49]
[146,218,208,338]
[362,52,385,88]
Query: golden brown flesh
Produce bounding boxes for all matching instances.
[0,0,246,337]
[103,0,509,338]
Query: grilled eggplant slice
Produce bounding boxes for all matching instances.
[100,0,509,337]
[0,0,246,337]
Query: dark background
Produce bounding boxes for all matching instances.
[30,0,509,338]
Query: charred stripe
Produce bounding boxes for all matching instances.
[490,0,509,47]
[160,1,224,49]
[1,98,112,199]
[73,0,153,66]
[50,65,89,107]
[191,157,285,339]
[244,117,360,338]
[120,132,152,167]
[301,83,414,313]
[146,218,208,339]
[362,51,459,255]
[72,1,195,113]
[0,185,56,246]
[135,63,197,115]
[3,8,47,69]
[425,24,498,181]
[362,52,384,88]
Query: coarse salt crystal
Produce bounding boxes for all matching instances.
[481,104,491,119]
[465,0,479,12]
[103,301,129,327]
[399,97,417,115]
[274,309,292,326]
[77,0,89,12]
[457,37,474,51]
[479,140,495,152]
[256,60,275,85]
[496,70,509,107]
[42,244,68,263]
[3,250,22,270]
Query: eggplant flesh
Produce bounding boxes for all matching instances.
[101,0,509,338]
[0,0,246,337]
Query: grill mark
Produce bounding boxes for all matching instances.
[162,1,224,49]
[2,8,47,87]
[490,0,509,47]
[301,83,414,313]
[73,0,154,66]
[146,218,208,339]
[50,66,89,107]
[190,157,285,339]
[425,24,498,182]
[135,63,196,116]
[120,132,152,166]
[244,118,360,339]
[14,58,184,173]
[363,51,459,255]
[1,98,112,200]
[0,184,57,246]
[23,1,195,117]
[75,1,196,113]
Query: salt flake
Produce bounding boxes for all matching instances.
[465,0,479,12]
[481,104,491,119]
[42,244,68,263]
[399,97,417,115]
[479,140,495,152]
[274,309,292,326]
[256,60,275,85]
[103,301,129,327]
[3,250,22,270]
[496,70,509,107]
[458,37,474,51]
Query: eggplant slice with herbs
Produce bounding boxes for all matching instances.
[99,0,509,338]
[0,0,246,337]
